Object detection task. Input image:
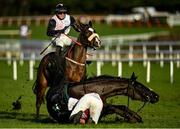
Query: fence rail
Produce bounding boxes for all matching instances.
[0,57,179,84]
[0,40,180,83]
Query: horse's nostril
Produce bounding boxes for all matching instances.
[156,95,159,101]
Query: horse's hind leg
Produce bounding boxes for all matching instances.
[102,104,142,123]
[35,75,48,117]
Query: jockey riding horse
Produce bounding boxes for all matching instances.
[33,21,101,116]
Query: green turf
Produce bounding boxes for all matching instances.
[0,61,180,128]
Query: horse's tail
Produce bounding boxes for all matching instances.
[32,52,50,95]
[32,80,38,95]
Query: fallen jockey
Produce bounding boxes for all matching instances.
[68,93,103,124]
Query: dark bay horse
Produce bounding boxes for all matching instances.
[33,21,101,116]
[46,72,159,123]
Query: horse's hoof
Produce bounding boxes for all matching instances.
[134,113,143,123]
[124,113,142,123]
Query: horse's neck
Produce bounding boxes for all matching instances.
[103,80,129,97]
[78,79,129,98]
[71,36,87,63]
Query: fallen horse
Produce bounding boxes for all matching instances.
[46,72,159,123]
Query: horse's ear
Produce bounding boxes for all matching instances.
[130,72,137,81]
[74,20,82,32]
[89,21,92,27]
[81,23,87,31]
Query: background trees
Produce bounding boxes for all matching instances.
[0,0,180,16]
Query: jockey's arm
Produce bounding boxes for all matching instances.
[70,16,81,32]
[47,19,59,36]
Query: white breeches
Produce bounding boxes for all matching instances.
[53,34,72,47]
[70,93,103,124]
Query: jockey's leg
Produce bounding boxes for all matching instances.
[70,93,103,124]
[56,46,62,56]
[89,96,103,124]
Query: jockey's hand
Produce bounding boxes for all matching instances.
[63,26,69,30]
[58,26,69,34]
[52,40,56,46]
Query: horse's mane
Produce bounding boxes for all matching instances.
[71,75,128,86]
[87,75,122,81]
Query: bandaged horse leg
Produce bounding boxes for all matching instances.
[102,104,142,123]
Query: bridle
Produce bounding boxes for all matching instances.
[127,79,147,114]
[87,28,100,50]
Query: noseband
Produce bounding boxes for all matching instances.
[88,33,99,42]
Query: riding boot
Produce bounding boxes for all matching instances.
[56,46,62,59]
[55,46,63,69]
[86,60,92,65]
[52,46,64,86]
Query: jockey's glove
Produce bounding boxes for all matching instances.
[52,40,56,46]
[58,26,69,34]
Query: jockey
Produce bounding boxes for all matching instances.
[47,3,80,58]
[68,93,103,124]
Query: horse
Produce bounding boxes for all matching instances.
[46,72,159,123]
[33,21,101,116]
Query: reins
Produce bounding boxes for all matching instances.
[136,102,147,113]
[127,80,130,108]
[126,79,147,114]
[62,34,82,46]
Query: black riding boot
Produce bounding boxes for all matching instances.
[55,46,63,66]
[53,46,65,85]
[56,46,62,57]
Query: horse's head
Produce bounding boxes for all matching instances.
[127,72,159,104]
[77,21,101,49]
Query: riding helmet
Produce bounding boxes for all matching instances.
[55,3,67,14]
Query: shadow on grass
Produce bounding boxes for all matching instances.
[0,110,130,125]
[0,111,56,124]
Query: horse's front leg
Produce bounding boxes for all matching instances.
[101,104,142,123]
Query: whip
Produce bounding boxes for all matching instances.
[40,33,60,55]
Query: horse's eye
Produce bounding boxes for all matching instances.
[132,81,134,85]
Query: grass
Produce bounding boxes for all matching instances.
[0,61,180,128]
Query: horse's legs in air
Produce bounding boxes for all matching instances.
[36,73,48,117]
[101,104,142,123]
